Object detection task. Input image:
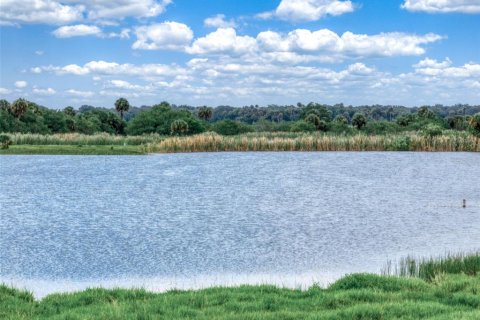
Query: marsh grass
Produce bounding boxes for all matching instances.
[383,252,480,281]
[5,133,165,146]
[147,131,480,153]
[2,131,479,154]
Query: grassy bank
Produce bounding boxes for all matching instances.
[2,252,480,319]
[0,145,145,155]
[2,273,480,319]
[1,132,479,155]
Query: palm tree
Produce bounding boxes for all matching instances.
[11,98,29,118]
[352,113,367,130]
[198,106,213,121]
[171,119,189,135]
[115,98,130,120]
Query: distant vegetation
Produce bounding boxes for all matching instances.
[1,98,479,153]
[2,252,480,319]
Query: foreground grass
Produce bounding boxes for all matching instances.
[0,145,145,155]
[2,273,480,319]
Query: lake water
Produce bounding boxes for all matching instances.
[1,152,479,299]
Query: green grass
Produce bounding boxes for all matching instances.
[0,145,146,155]
[383,252,480,281]
[2,273,480,319]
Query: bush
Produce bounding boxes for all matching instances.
[422,124,443,138]
[388,136,411,151]
[0,134,13,149]
[212,120,253,136]
[290,121,316,132]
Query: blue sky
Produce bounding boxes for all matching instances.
[0,0,479,108]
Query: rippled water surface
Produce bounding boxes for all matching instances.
[1,152,479,298]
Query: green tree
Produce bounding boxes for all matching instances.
[127,103,204,136]
[334,115,348,125]
[115,98,130,120]
[305,114,321,128]
[468,113,480,150]
[352,113,367,130]
[213,120,253,136]
[64,106,77,117]
[11,99,29,118]
[198,106,213,121]
[171,119,189,135]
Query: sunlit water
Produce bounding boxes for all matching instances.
[1,152,479,299]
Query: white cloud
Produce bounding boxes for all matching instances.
[259,0,355,22]
[35,50,44,56]
[413,58,480,77]
[28,56,480,106]
[33,60,188,78]
[0,87,12,94]
[52,24,102,38]
[108,80,145,90]
[65,89,95,97]
[132,22,194,50]
[204,14,236,28]
[0,0,83,25]
[14,81,28,88]
[188,28,442,59]
[33,87,56,95]
[187,28,257,55]
[0,0,172,25]
[402,0,480,13]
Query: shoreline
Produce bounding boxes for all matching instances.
[2,273,480,319]
[1,132,479,155]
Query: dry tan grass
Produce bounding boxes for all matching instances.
[146,132,479,153]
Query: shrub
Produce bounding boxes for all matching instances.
[0,134,13,149]
[290,121,316,132]
[212,120,253,136]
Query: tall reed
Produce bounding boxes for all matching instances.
[146,132,480,153]
[382,252,480,281]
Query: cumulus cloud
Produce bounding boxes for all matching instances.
[0,87,12,94]
[402,0,480,13]
[52,24,102,38]
[29,56,480,106]
[132,22,194,50]
[413,58,480,77]
[186,28,442,60]
[259,0,355,22]
[52,24,130,39]
[32,60,188,78]
[65,89,95,97]
[187,28,257,55]
[0,0,172,25]
[33,86,56,95]
[204,14,236,28]
[14,81,28,88]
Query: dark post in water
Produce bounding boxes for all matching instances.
[463,199,467,208]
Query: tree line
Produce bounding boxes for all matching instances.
[1,98,479,137]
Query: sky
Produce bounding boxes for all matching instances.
[0,0,479,109]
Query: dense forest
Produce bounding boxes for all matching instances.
[1,98,480,136]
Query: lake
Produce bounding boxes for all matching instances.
[1,152,479,298]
